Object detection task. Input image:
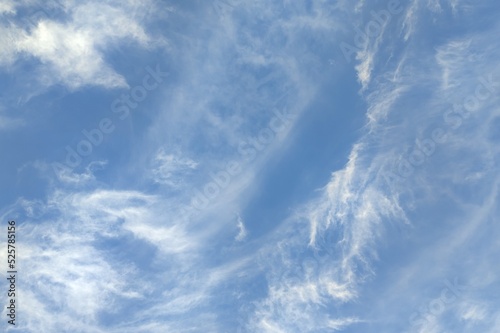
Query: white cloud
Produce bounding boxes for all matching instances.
[151,149,198,188]
[246,4,500,333]
[52,160,107,184]
[0,191,152,331]
[401,0,419,41]
[2,1,499,332]
[436,39,473,90]
[17,19,128,89]
[0,0,15,14]
[1,0,155,90]
[0,183,258,332]
[459,302,488,322]
[235,215,247,241]
[327,317,363,331]
[249,276,361,332]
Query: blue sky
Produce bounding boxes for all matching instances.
[1,0,500,332]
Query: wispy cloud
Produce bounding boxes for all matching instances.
[1,0,499,332]
[235,215,247,242]
[0,0,157,92]
[150,149,198,189]
[246,3,500,333]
